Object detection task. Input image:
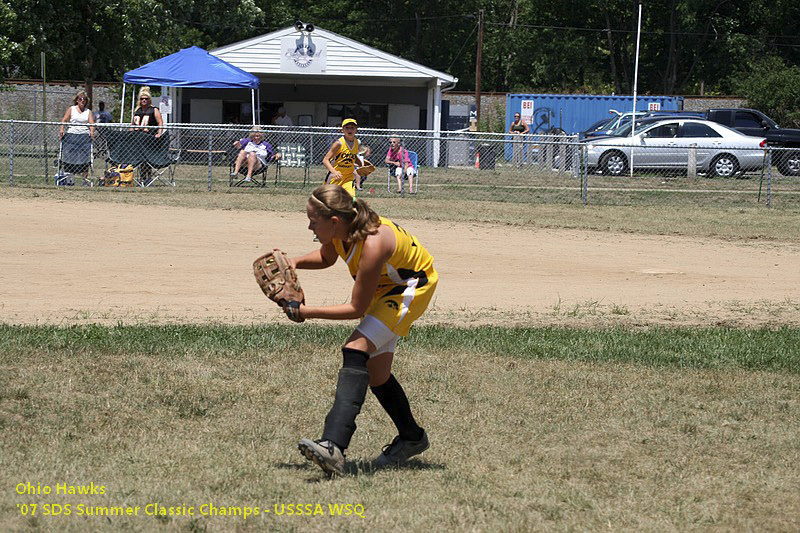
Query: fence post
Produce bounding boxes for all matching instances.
[581,144,588,205]
[558,135,566,173]
[571,136,580,178]
[42,121,49,184]
[766,149,772,208]
[309,131,314,169]
[207,128,213,192]
[9,121,15,186]
[544,138,554,170]
[687,143,697,178]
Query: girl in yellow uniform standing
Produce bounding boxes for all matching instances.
[323,118,361,196]
[289,184,437,475]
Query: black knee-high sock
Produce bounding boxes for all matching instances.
[371,374,424,441]
[321,348,370,450]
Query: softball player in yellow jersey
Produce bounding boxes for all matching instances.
[290,184,437,475]
[323,118,361,196]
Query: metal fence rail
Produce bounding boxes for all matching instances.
[1,120,798,208]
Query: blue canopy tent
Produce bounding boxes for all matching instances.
[121,46,261,125]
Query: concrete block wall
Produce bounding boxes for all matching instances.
[0,82,119,122]
[682,97,747,111]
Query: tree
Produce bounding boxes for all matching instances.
[0,1,15,82]
[1,0,265,102]
[3,0,800,103]
[730,55,800,127]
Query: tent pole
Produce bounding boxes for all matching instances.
[130,86,136,124]
[251,89,256,126]
[256,88,261,125]
[120,83,126,123]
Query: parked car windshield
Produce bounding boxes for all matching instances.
[609,119,659,137]
[584,117,613,134]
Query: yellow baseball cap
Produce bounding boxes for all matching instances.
[342,118,357,127]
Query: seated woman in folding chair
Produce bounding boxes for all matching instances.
[58,90,95,184]
[385,137,416,194]
[231,128,281,183]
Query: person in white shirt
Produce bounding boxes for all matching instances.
[58,90,95,182]
[231,129,281,182]
[272,107,294,126]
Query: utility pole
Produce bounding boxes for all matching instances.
[475,9,484,128]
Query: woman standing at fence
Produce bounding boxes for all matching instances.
[58,90,95,182]
[130,87,164,185]
[131,86,164,138]
[509,113,529,167]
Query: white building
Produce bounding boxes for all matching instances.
[173,25,458,132]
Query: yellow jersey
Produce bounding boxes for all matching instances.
[327,136,360,190]
[332,216,437,335]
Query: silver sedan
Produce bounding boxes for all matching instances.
[585,119,767,177]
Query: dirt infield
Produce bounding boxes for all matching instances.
[2,196,799,327]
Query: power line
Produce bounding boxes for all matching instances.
[447,21,479,72]
[167,13,475,33]
[484,20,800,42]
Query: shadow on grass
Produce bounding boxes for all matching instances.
[276,459,445,481]
[349,458,446,476]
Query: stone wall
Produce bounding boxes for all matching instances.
[1,82,749,126]
[443,92,507,132]
[681,97,747,111]
[0,82,120,122]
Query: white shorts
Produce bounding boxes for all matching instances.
[356,315,399,357]
[394,166,416,179]
[244,146,267,167]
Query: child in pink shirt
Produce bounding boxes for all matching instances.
[385,138,416,193]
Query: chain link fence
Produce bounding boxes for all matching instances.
[1,120,798,207]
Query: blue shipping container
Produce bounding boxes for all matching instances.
[505,93,684,135]
[503,93,684,163]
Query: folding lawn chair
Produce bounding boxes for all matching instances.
[101,129,145,185]
[228,147,274,188]
[55,133,94,186]
[141,131,178,187]
[275,144,310,187]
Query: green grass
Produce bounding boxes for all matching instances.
[3,182,800,243]
[2,324,798,373]
[2,324,799,531]
[3,152,800,208]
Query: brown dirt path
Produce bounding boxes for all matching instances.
[2,196,799,327]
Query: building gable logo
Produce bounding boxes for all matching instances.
[281,35,326,73]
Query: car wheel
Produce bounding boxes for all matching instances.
[776,150,800,176]
[599,151,627,176]
[709,153,739,178]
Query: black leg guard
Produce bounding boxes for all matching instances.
[371,374,424,442]
[321,348,370,450]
